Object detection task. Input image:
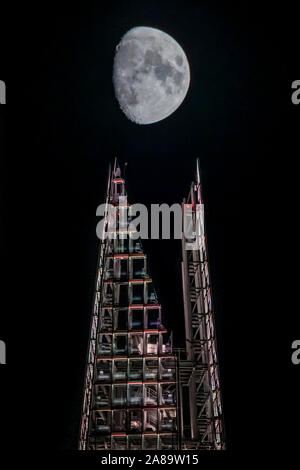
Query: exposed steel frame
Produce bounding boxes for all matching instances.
[179,159,226,450]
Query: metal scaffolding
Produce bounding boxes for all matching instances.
[78,159,179,450]
[179,159,226,450]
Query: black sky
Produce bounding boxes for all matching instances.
[0,0,299,458]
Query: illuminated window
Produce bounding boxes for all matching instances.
[131,283,144,304]
[129,333,143,355]
[132,258,145,279]
[128,358,143,380]
[128,435,142,450]
[130,239,143,254]
[112,410,126,432]
[160,383,176,406]
[144,358,158,381]
[92,410,111,434]
[115,236,129,254]
[113,334,127,355]
[96,360,111,382]
[129,409,142,432]
[115,258,128,280]
[143,434,158,449]
[100,308,113,331]
[94,384,111,408]
[130,308,144,330]
[159,358,175,380]
[144,384,158,406]
[115,284,128,307]
[146,308,160,329]
[103,283,113,306]
[114,309,128,331]
[98,334,112,356]
[146,333,158,354]
[146,282,158,304]
[111,435,126,450]
[158,408,176,432]
[112,384,126,406]
[143,409,158,433]
[112,359,127,381]
[104,258,114,280]
[158,434,176,450]
[127,383,143,406]
[160,332,172,354]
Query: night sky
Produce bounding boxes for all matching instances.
[0,0,299,458]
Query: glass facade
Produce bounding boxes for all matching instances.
[79,160,225,451]
[79,163,178,450]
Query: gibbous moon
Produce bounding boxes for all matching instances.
[113,26,190,125]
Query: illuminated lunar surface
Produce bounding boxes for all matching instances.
[113,26,190,124]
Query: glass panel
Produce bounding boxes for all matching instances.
[90,437,111,450]
[129,409,143,432]
[127,383,143,406]
[115,237,129,254]
[159,357,176,380]
[128,358,143,380]
[160,383,176,406]
[144,358,158,381]
[111,436,126,450]
[130,239,143,254]
[116,284,128,307]
[146,334,158,354]
[112,410,127,432]
[146,308,160,329]
[94,385,111,408]
[143,409,158,433]
[130,309,143,330]
[129,334,143,355]
[121,259,128,279]
[128,435,142,450]
[118,206,128,230]
[100,308,113,331]
[146,282,158,304]
[158,408,176,432]
[143,434,158,449]
[114,309,128,331]
[132,283,144,304]
[160,332,172,354]
[113,359,127,381]
[92,410,111,434]
[96,360,112,382]
[113,334,127,355]
[158,434,176,450]
[104,258,114,280]
[103,283,113,306]
[132,258,145,279]
[144,384,158,406]
[106,241,114,255]
[98,334,112,356]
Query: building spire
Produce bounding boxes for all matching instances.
[196,157,201,185]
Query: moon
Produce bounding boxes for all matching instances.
[113,26,190,125]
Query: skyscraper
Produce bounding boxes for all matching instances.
[79,160,178,450]
[79,159,225,450]
[178,159,226,449]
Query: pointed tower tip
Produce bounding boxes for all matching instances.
[112,157,122,179]
[196,158,201,185]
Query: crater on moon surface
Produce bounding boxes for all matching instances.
[113,26,190,124]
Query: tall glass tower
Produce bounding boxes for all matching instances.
[179,159,226,449]
[79,160,178,450]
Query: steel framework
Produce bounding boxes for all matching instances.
[79,159,179,450]
[179,159,226,449]
[79,158,225,451]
